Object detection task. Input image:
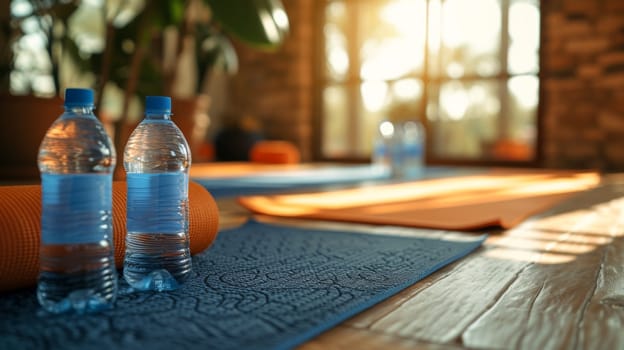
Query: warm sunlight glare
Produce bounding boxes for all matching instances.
[259,8,281,43]
[442,0,500,52]
[427,0,441,52]
[485,248,576,264]
[272,7,290,32]
[379,120,395,138]
[329,48,349,78]
[393,79,423,101]
[325,17,349,79]
[261,172,599,210]
[509,1,540,74]
[361,81,389,112]
[360,0,426,81]
[441,82,469,120]
[508,75,539,109]
[484,195,624,265]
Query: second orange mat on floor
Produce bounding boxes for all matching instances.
[238,169,601,231]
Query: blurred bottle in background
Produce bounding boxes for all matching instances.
[401,120,425,179]
[372,120,394,177]
[123,96,192,292]
[372,119,425,180]
[390,122,405,179]
[37,88,117,313]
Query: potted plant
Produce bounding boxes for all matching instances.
[0,0,289,179]
[0,0,83,179]
[97,0,288,167]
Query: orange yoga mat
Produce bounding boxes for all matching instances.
[238,170,601,231]
[0,181,219,291]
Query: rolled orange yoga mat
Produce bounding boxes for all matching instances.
[0,181,219,292]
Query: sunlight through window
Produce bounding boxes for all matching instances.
[319,0,540,163]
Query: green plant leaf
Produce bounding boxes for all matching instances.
[204,0,289,50]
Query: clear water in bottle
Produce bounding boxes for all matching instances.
[123,96,192,292]
[37,88,117,314]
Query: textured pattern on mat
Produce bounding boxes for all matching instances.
[0,220,485,350]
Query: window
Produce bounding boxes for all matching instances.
[317,0,540,164]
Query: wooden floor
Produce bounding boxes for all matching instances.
[217,174,624,349]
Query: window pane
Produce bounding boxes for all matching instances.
[359,0,427,80]
[427,0,443,77]
[318,0,540,164]
[437,0,501,78]
[357,80,390,156]
[502,75,538,160]
[508,0,540,74]
[324,1,349,82]
[322,85,350,157]
[428,80,500,159]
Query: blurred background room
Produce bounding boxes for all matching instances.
[1,0,624,181]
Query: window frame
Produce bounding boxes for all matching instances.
[312,0,544,167]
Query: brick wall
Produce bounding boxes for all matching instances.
[228,0,624,170]
[542,0,624,171]
[224,0,315,161]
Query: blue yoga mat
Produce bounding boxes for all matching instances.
[193,165,474,197]
[0,221,486,350]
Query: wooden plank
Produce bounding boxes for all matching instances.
[462,245,604,349]
[355,183,624,347]
[462,187,624,349]
[298,325,464,350]
[344,258,471,330]
[366,253,527,344]
[577,196,624,349]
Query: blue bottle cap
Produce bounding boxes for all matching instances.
[64,88,94,107]
[145,96,172,114]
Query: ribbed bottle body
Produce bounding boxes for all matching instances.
[123,117,191,291]
[37,106,117,314]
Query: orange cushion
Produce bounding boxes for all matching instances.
[249,141,301,164]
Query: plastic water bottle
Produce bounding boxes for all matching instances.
[401,121,425,179]
[37,88,117,313]
[371,120,394,176]
[123,96,192,291]
[389,123,404,178]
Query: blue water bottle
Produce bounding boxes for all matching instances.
[123,96,192,291]
[37,88,117,313]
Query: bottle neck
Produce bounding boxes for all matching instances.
[64,106,94,115]
[145,113,172,121]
